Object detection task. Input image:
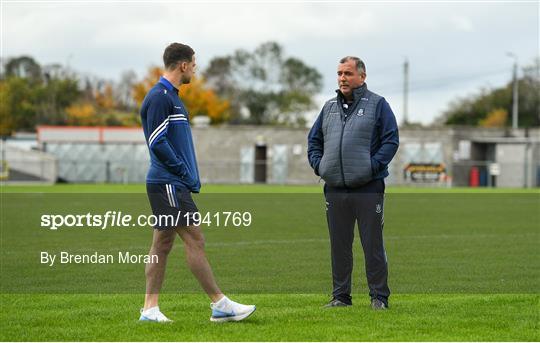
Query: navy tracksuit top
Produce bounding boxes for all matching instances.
[140,77,201,193]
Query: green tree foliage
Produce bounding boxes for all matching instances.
[4,56,42,80]
[1,56,141,135]
[1,77,36,135]
[1,57,82,135]
[443,59,540,127]
[204,42,323,126]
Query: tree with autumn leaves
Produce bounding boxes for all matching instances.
[0,57,230,135]
[1,45,320,133]
[132,66,230,124]
[0,57,81,135]
[3,49,538,135]
[441,58,539,128]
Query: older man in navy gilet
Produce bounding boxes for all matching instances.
[308,56,399,310]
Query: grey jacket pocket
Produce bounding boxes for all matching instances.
[318,155,328,179]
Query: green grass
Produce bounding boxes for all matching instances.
[1,294,538,341]
[1,184,539,341]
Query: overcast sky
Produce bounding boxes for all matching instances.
[2,1,538,125]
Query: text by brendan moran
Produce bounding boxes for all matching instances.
[40,251,158,266]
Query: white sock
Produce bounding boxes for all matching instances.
[213,295,230,309]
[142,306,159,315]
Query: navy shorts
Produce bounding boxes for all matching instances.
[146,183,199,230]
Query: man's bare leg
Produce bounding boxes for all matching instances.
[176,225,224,302]
[143,228,176,310]
[142,224,255,322]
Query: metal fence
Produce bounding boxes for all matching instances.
[3,150,539,187]
[3,157,539,187]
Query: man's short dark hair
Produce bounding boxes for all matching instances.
[163,43,195,70]
[339,56,366,75]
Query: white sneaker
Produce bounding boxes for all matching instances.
[139,306,173,322]
[210,296,256,322]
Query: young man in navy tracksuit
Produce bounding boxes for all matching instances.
[139,43,255,323]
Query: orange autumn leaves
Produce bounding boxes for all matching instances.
[181,77,230,124]
[133,66,229,124]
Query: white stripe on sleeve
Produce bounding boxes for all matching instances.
[148,114,188,146]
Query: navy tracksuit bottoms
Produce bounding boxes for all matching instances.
[324,179,390,305]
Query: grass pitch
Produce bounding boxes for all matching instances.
[1,184,539,341]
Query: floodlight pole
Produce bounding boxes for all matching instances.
[402,57,409,126]
[507,53,519,130]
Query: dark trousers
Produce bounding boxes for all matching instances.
[324,179,390,305]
